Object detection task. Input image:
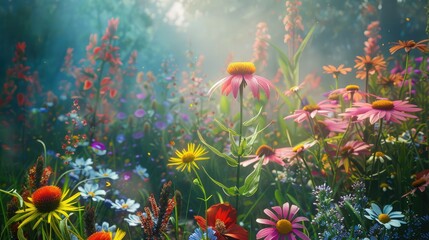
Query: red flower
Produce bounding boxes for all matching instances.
[194,203,248,240]
[84,80,93,90]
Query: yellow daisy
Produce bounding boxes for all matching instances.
[11,185,81,230]
[87,228,126,240]
[168,143,209,172]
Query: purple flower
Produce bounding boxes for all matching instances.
[134,109,145,118]
[132,131,144,139]
[91,142,106,156]
[117,112,127,120]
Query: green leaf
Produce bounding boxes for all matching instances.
[17,228,27,240]
[59,217,72,240]
[293,24,316,65]
[198,131,238,167]
[243,107,263,126]
[220,95,230,115]
[215,119,239,136]
[237,138,247,156]
[274,189,284,206]
[202,167,238,196]
[239,158,263,197]
[286,193,300,206]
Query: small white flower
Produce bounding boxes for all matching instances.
[124,214,142,226]
[70,158,93,177]
[95,168,119,180]
[364,203,406,229]
[134,165,149,180]
[111,198,140,213]
[78,182,106,202]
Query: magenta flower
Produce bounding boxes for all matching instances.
[284,100,338,123]
[328,140,372,173]
[403,173,429,197]
[241,144,288,168]
[256,202,310,240]
[208,62,273,99]
[342,99,421,124]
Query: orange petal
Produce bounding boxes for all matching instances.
[101,77,111,86]
[83,80,93,90]
[109,88,117,98]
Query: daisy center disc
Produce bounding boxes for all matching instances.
[371,100,394,110]
[256,144,275,157]
[181,152,195,163]
[227,62,256,75]
[375,151,385,157]
[276,219,292,235]
[378,213,391,224]
[303,104,320,112]
[32,186,62,213]
[345,84,359,91]
[293,144,304,152]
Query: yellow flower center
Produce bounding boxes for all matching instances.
[215,219,227,234]
[121,204,128,209]
[375,152,385,157]
[32,186,62,213]
[227,62,256,75]
[378,213,391,224]
[276,219,293,235]
[181,152,195,163]
[412,178,426,188]
[379,183,390,190]
[345,84,359,91]
[256,144,275,157]
[303,104,320,112]
[371,100,394,110]
[293,144,304,152]
[88,191,95,197]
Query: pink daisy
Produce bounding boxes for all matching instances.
[329,84,370,102]
[256,202,310,240]
[241,144,287,168]
[342,99,421,124]
[208,62,273,99]
[284,100,338,123]
[328,140,372,173]
[280,141,317,164]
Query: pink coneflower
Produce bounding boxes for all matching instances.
[256,202,310,240]
[342,99,421,124]
[329,140,371,173]
[241,145,287,168]
[208,62,273,100]
[284,100,338,123]
[329,85,369,102]
[280,141,317,163]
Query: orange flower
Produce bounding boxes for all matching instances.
[84,80,93,90]
[322,64,352,78]
[389,39,429,54]
[354,55,386,80]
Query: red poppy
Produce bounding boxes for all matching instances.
[194,203,248,240]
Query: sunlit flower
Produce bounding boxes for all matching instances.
[208,62,273,99]
[281,141,317,163]
[111,198,140,213]
[284,100,338,123]
[240,144,287,168]
[329,85,369,102]
[194,203,248,240]
[403,172,429,197]
[168,143,209,172]
[377,73,403,87]
[364,203,406,229]
[87,228,126,240]
[389,39,429,54]
[284,81,306,96]
[94,168,119,180]
[256,202,310,240]
[322,64,352,78]
[189,227,218,240]
[342,99,421,124]
[78,183,106,202]
[367,151,392,165]
[12,186,81,229]
[354,55,386,80]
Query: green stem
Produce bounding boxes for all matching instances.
[365,68,369,103]
[89,59,107,140]
[193,168,208,222]
[235,82,244,212]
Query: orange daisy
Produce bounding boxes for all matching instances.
[389,39,429,54]
[322,64,352,78]
[354,55,386,80]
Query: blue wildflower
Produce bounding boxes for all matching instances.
[364,203,406,229]
[189,227,217,240]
